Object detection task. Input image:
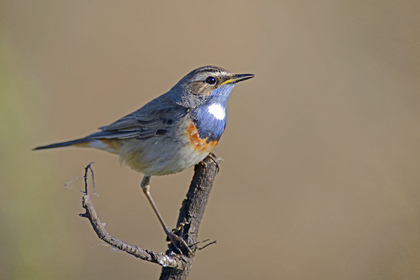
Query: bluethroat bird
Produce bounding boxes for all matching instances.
[34,65,254,251]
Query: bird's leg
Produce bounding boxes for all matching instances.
[200,152,221,171]
[140,175,192,254]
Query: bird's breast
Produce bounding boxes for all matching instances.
[186,121,219,152]
[187,104,227,152]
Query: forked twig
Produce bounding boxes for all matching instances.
[80,163,185,269]
[79,154,221,279]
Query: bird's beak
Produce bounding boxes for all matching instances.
[221,73,255,85]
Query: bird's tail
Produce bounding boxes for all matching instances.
[33,137,90,150]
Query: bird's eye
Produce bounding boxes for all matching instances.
[205,76,217,85]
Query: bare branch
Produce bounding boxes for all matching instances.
[80,164,185,269]
[79,154,221,279]
[160,154,221,279]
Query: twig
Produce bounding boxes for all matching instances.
[80,163,185,269]
[79,154,221,279]
[198,240,217,251]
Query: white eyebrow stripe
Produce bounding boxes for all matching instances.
[207,103,226,120]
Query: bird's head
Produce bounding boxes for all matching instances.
[170,66,254,108]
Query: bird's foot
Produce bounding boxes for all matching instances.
[200,153,222,171]
[166,230,193,256]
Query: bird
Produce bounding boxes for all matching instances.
[34,65,254,252]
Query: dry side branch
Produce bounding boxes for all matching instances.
[80,164,184,269]
[79,154,221,279]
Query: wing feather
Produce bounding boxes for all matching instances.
[97,98,188,141]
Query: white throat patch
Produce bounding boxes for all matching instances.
[207,103,226,120]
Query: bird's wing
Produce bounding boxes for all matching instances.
[97,100,188,140]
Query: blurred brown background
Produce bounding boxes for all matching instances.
[1,1,419,279]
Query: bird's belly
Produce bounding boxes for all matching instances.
[117,119,220,176]
[119,136,214,176]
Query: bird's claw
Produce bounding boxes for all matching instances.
[166,231,193,255]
